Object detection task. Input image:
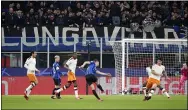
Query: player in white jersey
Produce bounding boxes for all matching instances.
[143,64,170,101]
[55,52,82,99]
[145,57,169,101]
[24,51,40,100]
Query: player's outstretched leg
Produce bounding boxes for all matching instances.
[24,81,38,100]
[158,85,170,98]
[96,82,104,93]
[90,84,103,101]
[55,82,71,93]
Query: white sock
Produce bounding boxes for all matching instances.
[56,88,63,93]
[26,85,33,91]
[143,89,147,96]
[26,89,31,96]
[164,91,170,97]
[74,89,79,98]
[162,89,170,97]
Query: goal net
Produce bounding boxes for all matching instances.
[110,39,187,95]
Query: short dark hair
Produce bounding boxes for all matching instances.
[93,59,99,62]
[156,57,163,61]
[31,51,36,55]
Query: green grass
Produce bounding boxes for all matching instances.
[2,95,187,109]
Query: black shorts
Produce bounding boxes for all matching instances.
[85,74,98,86]
[53,78,61,86]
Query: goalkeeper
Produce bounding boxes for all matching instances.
[79,59,111,101]
[142,64,170,101]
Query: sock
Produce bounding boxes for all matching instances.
[92,90,100,100]
[56,88,63,93]
[97,84,104,92]
[162,89,170,97]
[26,82,36,91]
[74,87,79,98]
[57,88,60,97]
[143,88,147,96]
[25,82,36,96]
[63,85,67,90]
[26,89,31,96]
[52,88,56,95]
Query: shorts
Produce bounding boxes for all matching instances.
[85,74,98,86]
[27,74,37,82]
[146,78,160,89]
[53,78,61,86]
[67,71,76,81]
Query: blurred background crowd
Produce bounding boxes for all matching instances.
[1,1,188,29]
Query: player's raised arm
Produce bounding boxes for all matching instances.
[96,70,111,77]
[80,61,90,68]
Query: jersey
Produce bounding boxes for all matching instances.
[151,64,165,80]
[65,57,77,74]
[181,68,188,77]
[86,61,97,75]
[52,62,62,79]
[146,67,152,78]
[24,57,36,74]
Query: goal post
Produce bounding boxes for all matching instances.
[110,39,187,95]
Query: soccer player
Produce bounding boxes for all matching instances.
[51,55,62,99]
[24,51,40,100]
[145,58,165,101]
[178,62,188,94]
[79,59,111,101]
[143,64,170,101]
[55,52,81,99]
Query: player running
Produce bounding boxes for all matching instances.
[178,62,188,94]
[51,55,62,99]
[79,59,111,101]
[24,51,40,100]
[143,64,170,101]
[55,52,82,99]
[144,58,166,101]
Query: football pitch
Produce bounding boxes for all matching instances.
[2,95,187,109]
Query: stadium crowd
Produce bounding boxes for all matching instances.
[1,1,188,29]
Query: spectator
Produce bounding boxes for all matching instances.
[56,14,64,25]
[16,10,24,29]
[74,12,86,28]
[95,13,105,26]
[26,2,34,12]
[41,14,48,25]
[85,13,95,27]
[68,12,74,26]
[14,3,22,12]
[5,8,16,28]
[110,2,121,25]
[2,12,6,26]
[34,14,40,26]
[48,14,55,25]
[1,1,188,27]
